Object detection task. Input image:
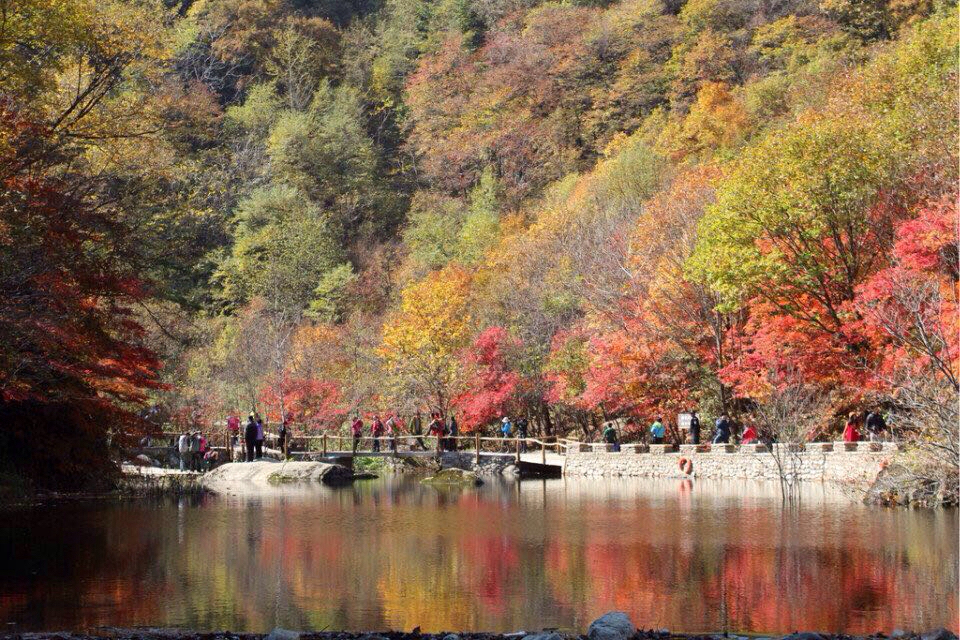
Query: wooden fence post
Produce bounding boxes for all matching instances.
[541,440,546,465]
[475,432,481,464]
[322,433,327,457]
[515,437,520,463]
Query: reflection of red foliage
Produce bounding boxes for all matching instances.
[0,484,955,633]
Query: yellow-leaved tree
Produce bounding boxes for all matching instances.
[379,266,472,415]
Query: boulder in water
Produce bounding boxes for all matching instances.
[132,454,160,467]
[202,460,358,490]
[588,612,636,640]
[921,629,958,640]
[421,468,483,487]
[524,632,563,640]
[266,628,301,640]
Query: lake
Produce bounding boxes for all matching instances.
[1,476,956,635]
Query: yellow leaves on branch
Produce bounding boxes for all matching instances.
[379,265,472,380]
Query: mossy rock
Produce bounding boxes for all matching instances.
[421,468,483,487]
[266,472,299,484]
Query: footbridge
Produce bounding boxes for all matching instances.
[136,433,569,478]
[284,434,567,477]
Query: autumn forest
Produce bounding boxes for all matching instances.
[0,0,957,490]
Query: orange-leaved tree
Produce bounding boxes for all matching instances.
[379,265,472,416]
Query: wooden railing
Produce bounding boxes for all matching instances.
[146,431,581,464]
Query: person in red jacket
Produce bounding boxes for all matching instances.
[371,415,385,452]
[351,415,364,453]
[227,414,240,447]
[843,412,861,443]
[740,423,758,445]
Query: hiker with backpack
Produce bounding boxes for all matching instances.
[371,415,385,452]
[516,416,528,452]
[649,417,665,445]
[603,422,620,452]
[500,417,512,451]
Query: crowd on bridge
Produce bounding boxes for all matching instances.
[160,405,893,471]
[217,409,538,461]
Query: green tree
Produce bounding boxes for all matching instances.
[217,184,345,313]
[687,116,900,326]
[268,80,394,239]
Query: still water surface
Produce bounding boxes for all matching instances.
[1,476,957,634]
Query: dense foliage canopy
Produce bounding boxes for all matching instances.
[0,0,956,491]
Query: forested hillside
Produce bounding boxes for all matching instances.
[0,0,956,490]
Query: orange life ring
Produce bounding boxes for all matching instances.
[678,457,693,475]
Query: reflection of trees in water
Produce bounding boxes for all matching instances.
[0,480,956,634]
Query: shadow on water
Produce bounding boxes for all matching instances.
[0,476,956,635]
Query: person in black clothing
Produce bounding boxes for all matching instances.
[278,419,288,458]
[411,411,426,450]
[689,411,701,445]
[255,418,265,459]
[447,415,459,451]
[865,411,887,442]
[244,415,257,462]
[516,417,529,452]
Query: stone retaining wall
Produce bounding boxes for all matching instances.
[562,442,900,483]
[441,451,518,475]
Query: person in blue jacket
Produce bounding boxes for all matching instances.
[713,414,731,444]
[649,417,665,444]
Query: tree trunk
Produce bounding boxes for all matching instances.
[540,402,553,437]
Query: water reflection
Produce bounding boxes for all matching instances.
[0,477,956,635]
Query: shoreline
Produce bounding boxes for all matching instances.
[0,453,952,509]
[4,627,958,640]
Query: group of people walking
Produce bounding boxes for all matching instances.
[600,408,890,449]
[351,414,401,453]
[177,431,219,471]
[497,416,529,450]
[197,405,892,467]
[238,413,289,461]
[842,410,889,442]
[349,412,462,452]
[225,412,282,462]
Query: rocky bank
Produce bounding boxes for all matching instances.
[3,612,955,640]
